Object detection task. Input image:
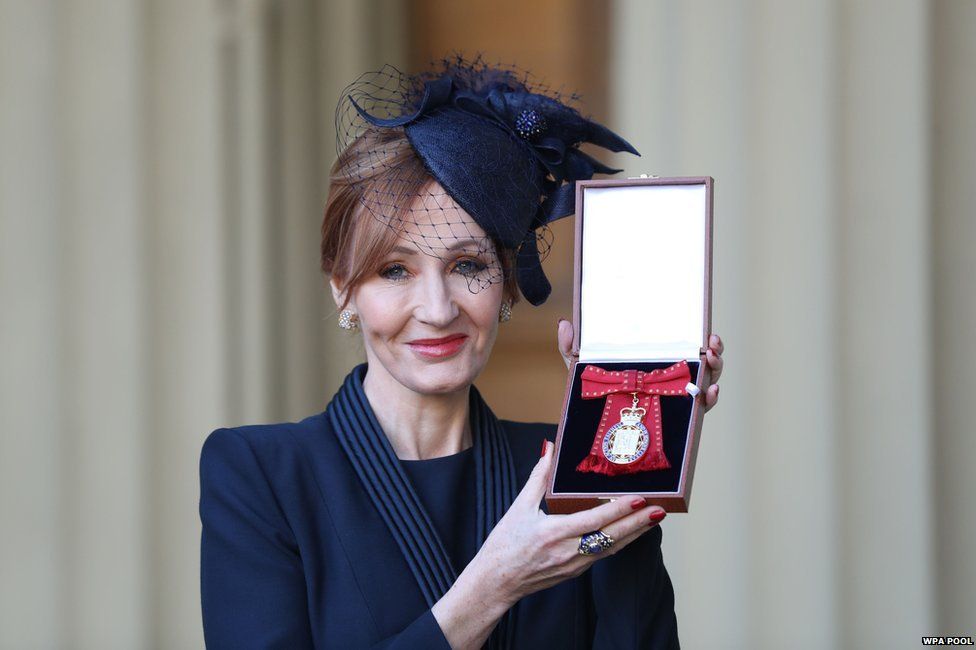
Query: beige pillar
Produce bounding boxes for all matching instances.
[835,2,934,646]
[144,1,226,647]
[932,0,976,635]
[0,1,68,647]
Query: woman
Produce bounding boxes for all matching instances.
[200,57,724,649]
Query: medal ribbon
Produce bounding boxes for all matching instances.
[576,361,692,476]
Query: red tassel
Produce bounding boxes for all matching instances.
[575,447,670,476]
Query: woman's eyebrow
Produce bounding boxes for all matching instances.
[390,239,483,256]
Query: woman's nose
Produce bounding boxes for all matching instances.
[413,272,459,327]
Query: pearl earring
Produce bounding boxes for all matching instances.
[338,309,359,330]
[499,301,512,323]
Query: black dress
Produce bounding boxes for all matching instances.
[200,366,680,649]
[400,447,480,573]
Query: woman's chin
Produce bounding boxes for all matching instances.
[403,356,481,394]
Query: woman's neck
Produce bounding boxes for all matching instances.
[361,361,472,461]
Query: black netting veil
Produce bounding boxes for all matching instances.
[333,53,639,306]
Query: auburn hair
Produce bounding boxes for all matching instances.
[320,127,520,311]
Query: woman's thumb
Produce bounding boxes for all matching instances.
[514,439,555,509]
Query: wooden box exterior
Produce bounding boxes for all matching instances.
[545,176,714,514]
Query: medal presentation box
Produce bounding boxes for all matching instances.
[545,177,714,514]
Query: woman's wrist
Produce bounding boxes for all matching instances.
[459,553,518,612]
[431,558,514,649]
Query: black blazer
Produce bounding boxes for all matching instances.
[199,412,680,648]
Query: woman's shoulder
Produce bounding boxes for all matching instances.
[200,411,334,474]
[198,411,349,526]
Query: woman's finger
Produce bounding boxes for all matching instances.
[604,508,664,553]
[557,319,573,369]
[709,333,724,355]
[563,505,665,570]
[706,347,723,382]
[551,494,649,537]
[600,504,666,542]
[704,384,719,412]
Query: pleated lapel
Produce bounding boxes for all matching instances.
[324,363,519,648]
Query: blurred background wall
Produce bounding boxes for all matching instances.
[1,0,973,648]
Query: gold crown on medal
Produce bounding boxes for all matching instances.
[618,406,646,425]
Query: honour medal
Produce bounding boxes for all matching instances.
[601,393,649,464]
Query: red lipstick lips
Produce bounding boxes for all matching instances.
[406,334,468,359]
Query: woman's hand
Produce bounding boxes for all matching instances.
[556,319,724,413]
[475,440,663,603]
[432,442,663,648]
[703,333,723,411]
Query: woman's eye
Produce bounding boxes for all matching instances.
[380,259,486,281]
[379,263,408,281]
[453,258,487,277]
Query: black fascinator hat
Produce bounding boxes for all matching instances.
[335,53,639,306]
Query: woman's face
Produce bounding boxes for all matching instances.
[332,181,506,396]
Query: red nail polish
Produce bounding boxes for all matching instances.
[648,510,667,525]
[540,440,548,457]
[630,498,646,510]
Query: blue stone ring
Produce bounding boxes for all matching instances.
[578,530,615,555]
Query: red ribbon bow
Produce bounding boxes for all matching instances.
[575,361,692,476]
